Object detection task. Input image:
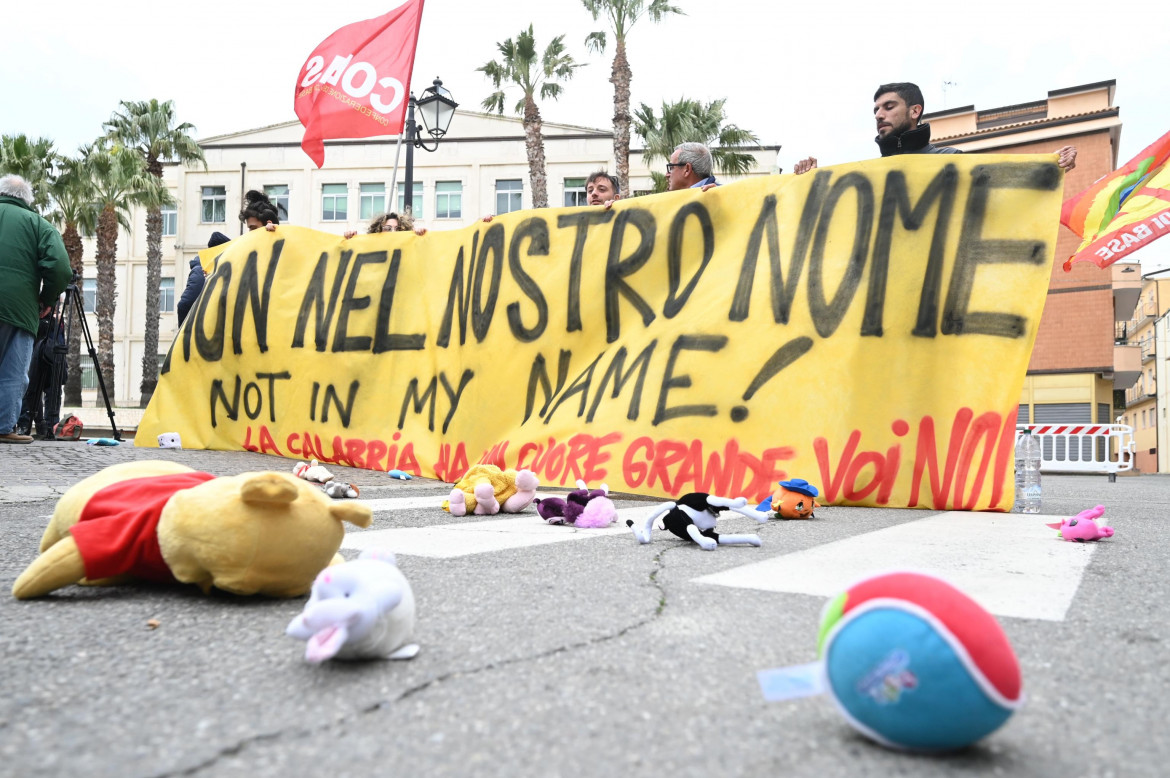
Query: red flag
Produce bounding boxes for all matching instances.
[294,0,425,168]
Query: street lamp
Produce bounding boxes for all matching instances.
[402,77,458,217]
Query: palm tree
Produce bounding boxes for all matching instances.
[47,156,98,406]
[633,97,761,193]
[0,134,60,213]
[581,0,683,198]
[103,99,205,406]
[479,26,583,209]
[81,143,159,400]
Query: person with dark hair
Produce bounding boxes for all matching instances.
[177,232,230,326]
[870,81,963,157]
[240,190,279,231]
[343,211,426,239]
[793,82,1077,174]
[586,171,620,206]
[16,308,66,439]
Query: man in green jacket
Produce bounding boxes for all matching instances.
[0,174,72,443]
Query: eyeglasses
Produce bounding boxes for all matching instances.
[666,162,686,174]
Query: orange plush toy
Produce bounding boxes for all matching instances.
[758,478,821,519]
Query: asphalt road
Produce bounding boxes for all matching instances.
[1,442,1165,777]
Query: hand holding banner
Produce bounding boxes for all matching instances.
[294,0,425,167]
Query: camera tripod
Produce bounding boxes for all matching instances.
[20,278,120,441]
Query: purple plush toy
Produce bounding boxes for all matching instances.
[1047,505,1114,542]
[535,480,617,528]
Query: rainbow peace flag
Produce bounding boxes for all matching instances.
[1061,130,1170,271]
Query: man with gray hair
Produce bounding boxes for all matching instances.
[666,142,718,191]
[0,174,72,443]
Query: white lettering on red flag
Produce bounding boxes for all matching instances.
[293,0,425,168]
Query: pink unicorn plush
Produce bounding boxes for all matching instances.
[1047,505,1114,542]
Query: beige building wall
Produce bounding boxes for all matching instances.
[1017,374,1116,422]
[1118,277,1170,471]
[1157,312,1170,472]
[71,109,780,405]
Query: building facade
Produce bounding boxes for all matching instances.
[1117,274,1170,471]
[72,109,779,406]
[925,81,1132,433]
[1156,310,1170,473]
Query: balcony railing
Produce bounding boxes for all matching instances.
[1115,321,1129,344]
[1131,302,1159,327]
[1125,389,1156,407]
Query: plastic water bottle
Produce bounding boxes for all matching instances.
[1014,430,1042,513]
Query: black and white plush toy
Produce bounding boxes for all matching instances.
[627,493,769,550]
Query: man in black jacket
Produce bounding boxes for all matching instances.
[177,232,230,325]
[793,82,1077,173]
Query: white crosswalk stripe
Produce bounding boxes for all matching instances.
[343,506,642,558]
[357,495,453,512]
[694,511,1097,621]
[345,494,770,558]
[345,497,1094,622]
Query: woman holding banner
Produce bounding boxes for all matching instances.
[343,212,426,239]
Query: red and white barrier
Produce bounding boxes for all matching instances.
[1016,424,1135,474]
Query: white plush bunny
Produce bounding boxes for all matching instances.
[286,549,418,663]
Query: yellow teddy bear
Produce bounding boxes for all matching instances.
[12,460,371,600]
[441,464,539,515]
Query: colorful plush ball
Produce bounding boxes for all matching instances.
[817,571,1023,752]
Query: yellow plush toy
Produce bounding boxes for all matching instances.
[12,461,371,600]
[441,463,539,516]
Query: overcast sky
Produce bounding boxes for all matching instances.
[6,0,1169,267]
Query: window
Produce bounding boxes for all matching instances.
[397,182,423,218]
[161,204,177,237]
[79,355,98,390]
[264,185,290,222]
[321,184,348,221]
[82,279,96,313]
[496,179,522,214]
[435,181,462,219]
[201,186,226,223]
[159,277,175,313]
[1142,410,1147,427]
[564,177,587,207]
[360,183,386,220]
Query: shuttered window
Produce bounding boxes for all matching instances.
[1033,403,1094,460]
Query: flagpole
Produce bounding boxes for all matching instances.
[389,130,405,215]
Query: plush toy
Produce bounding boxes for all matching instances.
[817,571,1023,752]
[157,432,182,449]
[12,461,371,600]
[628,493,768,550]
[1047,505,1113,541]
[535,480,617,528]
[287,549,418,663]
[757,478,822,519]
[293,458,335,484]
[323,481,360,499]
[442,464,539,516]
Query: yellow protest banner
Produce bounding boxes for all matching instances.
[138,155,1063,510]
